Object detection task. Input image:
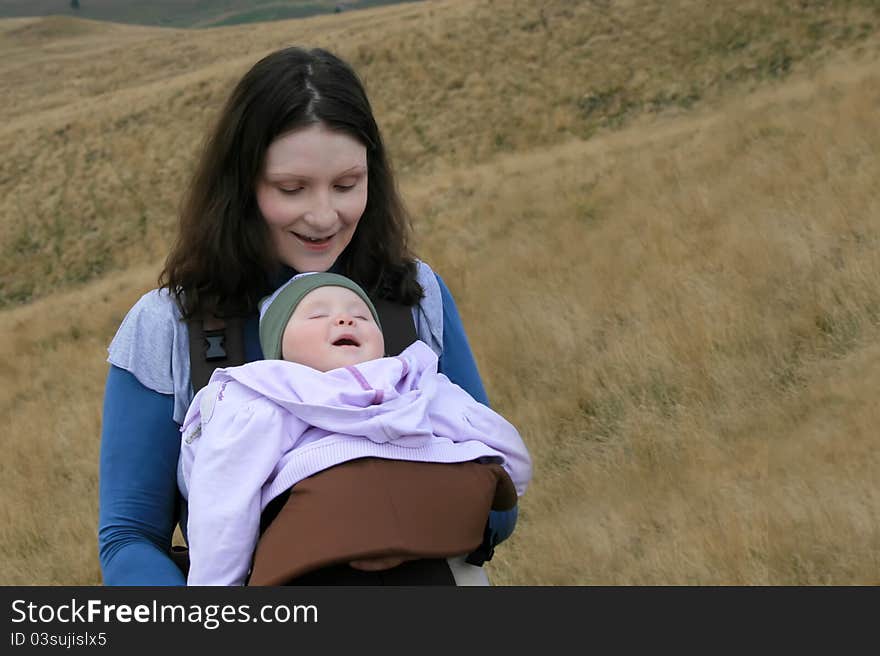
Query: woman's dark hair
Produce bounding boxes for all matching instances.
[160,47,422,318]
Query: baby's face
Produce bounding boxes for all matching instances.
[281,286,384,371]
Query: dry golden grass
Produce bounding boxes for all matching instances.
[1,0,879,584]
[0,268,157,584]
[3,0,879,306]
[435,58,880,584]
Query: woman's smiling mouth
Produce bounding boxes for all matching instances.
[293,231,332,243]
[292,231,334,250]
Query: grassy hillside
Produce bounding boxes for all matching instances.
[2,0,878,308]
[0,0,413,27]
[1,0,879,584]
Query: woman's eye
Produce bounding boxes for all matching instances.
[334,184,356,192]
[280,187,303,195]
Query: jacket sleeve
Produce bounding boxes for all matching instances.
[429,377,532,497]
[98,365,186,586]
[434,273,490,407]
[185,395,288,586]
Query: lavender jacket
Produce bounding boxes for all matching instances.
[178,340,532,586]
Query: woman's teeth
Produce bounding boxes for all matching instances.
[294,232,331,243]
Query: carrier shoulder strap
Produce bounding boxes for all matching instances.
[187,314,246,393]
[372,297,418,358]
[187,299,418,394]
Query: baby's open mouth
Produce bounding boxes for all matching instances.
[333,337,360,347]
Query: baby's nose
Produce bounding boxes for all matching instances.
[335,315,354,325]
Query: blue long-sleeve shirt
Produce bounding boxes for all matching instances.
[98,273,509,585]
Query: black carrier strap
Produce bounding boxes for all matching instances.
[372,297,418,358]
[187,315,246,393]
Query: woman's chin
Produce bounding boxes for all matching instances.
[280,251,340,273]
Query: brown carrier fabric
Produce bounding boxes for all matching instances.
[247,457,516,586]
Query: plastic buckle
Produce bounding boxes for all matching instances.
[204,330,227,361]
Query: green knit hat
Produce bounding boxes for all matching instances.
[259,272,381,360]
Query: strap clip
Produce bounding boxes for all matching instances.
[204,330,227,361]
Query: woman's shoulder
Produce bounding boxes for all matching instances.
[107,288,187,396]
[412,259,444,354]
[111,288,184,346]
[414,259,440,295]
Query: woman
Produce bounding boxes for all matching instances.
[98,47,517,585]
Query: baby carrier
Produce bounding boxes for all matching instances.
[174,297,515,584]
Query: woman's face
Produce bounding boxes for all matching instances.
[256,123,368,273]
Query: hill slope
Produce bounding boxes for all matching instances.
[2,0,878,308]
[1,0,879,584]
[0,0,413,28]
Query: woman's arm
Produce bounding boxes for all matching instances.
[98,365,186,585]
[434,274,490,407]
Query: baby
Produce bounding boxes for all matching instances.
[178,272,532,585]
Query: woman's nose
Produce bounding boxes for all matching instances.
[304,208,337,228]
[303,193,337,227]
